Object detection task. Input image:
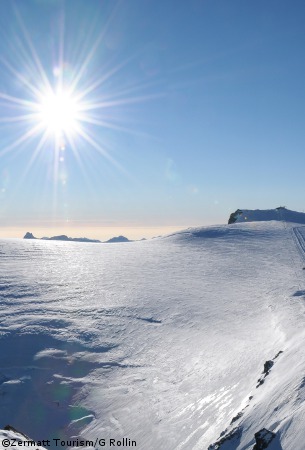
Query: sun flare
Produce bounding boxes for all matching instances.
[37,88,79,137]
[0,4,155,189]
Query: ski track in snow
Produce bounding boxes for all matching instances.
[1,220,305,449]
[292,226,305,263]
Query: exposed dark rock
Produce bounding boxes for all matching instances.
[49,235,101,243]
[211,349,282,447]
[229,404,250,426]
[253,428,275,449]
[105,235,130,243]
[49,235,69,241]
[230,411,243,425]
[4,425,30,439]
[24,232,101,243]
[228,209,243,224]
[208,427,242,449]
[23,232,36,239]
[256,378,265,388]
[257,352,282,388]
[226,207,305,225]
[24,232,135,243]
[263,360,274,375]
[73,237,101,243]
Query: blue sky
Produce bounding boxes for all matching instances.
[1,0,305,239]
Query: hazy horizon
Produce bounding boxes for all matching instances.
[0,224,204,241]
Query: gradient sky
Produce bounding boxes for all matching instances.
[1,0,305,240]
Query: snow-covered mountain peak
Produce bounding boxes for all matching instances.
[228,207,305,224]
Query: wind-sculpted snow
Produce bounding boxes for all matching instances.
[1,221,305,449]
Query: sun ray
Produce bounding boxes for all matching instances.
[0,56,43,99]
[0,112,41,124]
[74,56,135,102]
[69,2,121,94]
[69,28,106,94]
[0,123,43,157]
[58,8,65,88]
[76,125,129,175]
[8,33,42,84]
[78,92,164,112]
[76,114,155,140]
[15,130,50,187]
[0,1,158,197]
[13,3,52,93]
[0,92,37,109]
[65,132,99,193]
[91,77,166,103]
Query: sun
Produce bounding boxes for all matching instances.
[0,4,156,184]
[37,88,80,138]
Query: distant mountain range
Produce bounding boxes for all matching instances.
[23,232,131,243]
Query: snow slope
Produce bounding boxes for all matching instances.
[1,215,305,449]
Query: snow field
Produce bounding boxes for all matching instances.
[0,219,305,448]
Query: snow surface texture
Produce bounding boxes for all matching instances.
[1,210,305,449]
[0,428,47,450]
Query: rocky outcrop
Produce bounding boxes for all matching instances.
[209,350,283,449]
[257,351,283,388]
[4,425,30,440]
[23,232,132,244]
[228,207,305,224]
[208,427,242,449]
[105,235,130,243]
[23,232,36,239]
[228,209,243,224]
[253,428,275,449]
[24,233,101,243]
[263,360,274,375]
